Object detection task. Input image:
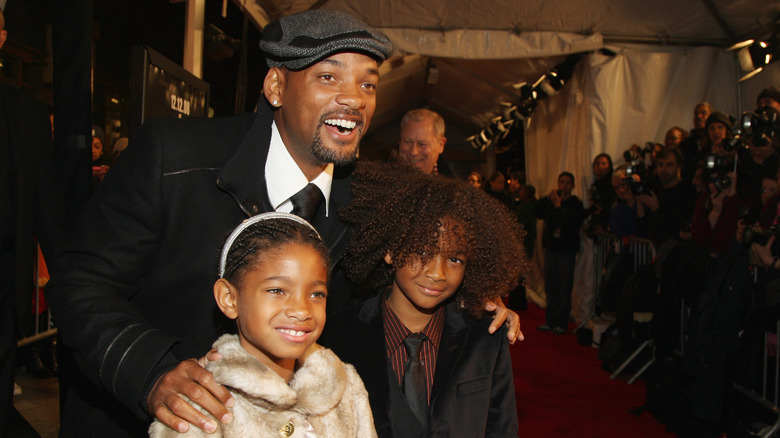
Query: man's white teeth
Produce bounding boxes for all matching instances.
[325,119,357,130]
[278,328,306,336]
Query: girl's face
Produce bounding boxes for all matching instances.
[92,137,103,161]
[215,243,328,377]
[708,122,729,148]
[593,156,610,178]
[386,225,467,317]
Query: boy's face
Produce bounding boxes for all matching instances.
[557,175,574,196]
[385,226,467,317]
[215,243,328,371]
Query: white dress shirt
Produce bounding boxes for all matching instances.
[265,121,333,217]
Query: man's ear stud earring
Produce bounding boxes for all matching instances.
[272,100,278,105]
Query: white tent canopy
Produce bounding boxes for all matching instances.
[233,0,780,197]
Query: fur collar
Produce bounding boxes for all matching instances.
[208,334,346,416]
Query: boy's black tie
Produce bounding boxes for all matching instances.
[289,183,323,223]
[403,333,428,429]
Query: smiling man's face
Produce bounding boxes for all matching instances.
[270,52,379,176]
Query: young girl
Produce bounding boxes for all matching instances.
[320,161,527,437]
[149,212,376,437]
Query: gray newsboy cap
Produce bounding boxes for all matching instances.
[259,10,393,71]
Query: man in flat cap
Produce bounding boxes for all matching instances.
[47,10,391,437]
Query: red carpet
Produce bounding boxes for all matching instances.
[510,303,675,437]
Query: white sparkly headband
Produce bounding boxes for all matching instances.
[218,212,322,278]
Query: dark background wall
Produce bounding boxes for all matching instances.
[1,0,264,148]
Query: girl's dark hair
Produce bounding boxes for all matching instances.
[221,217,330,288]
[340,161,528,317]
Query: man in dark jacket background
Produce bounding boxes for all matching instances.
[0,6,68,436]
[533,171,585,334]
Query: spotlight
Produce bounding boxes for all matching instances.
[729,39,779,82]
[479,129,490,144]
[500,102,518,121]
[466,133,489,153]
[539,70,565,96]
[517,95,538,119]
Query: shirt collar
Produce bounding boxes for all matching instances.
[265,121,333,216]
[382,292,445,354]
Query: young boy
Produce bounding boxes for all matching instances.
[320,161,527,437]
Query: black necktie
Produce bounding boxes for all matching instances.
[289,183,323,223]
[403,334,429,429]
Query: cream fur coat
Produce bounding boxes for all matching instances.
[148,334,376,438]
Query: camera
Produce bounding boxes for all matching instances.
[621,143,656,195]
[624,165,650,195]
[743,224,780,256]
[740,108,780,148]
[704,154,734,191]
[556,189,563,197]
[623,142,654,165]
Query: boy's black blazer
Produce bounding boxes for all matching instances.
[320,294,519,437]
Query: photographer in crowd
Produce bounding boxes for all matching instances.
[636,147,698,249]
[690,111,743,254]
[583,153,615,238]
[740,104,780,212]
[608,165,647,238]
[679,102,713,184]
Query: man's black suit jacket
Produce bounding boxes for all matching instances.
[48,101,353,437]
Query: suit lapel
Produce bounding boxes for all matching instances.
[430,304,470,403]
[352,296,393,434]
[217,101,274,217]
[311,164,352,264]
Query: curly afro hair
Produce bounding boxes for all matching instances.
[340,161,528,317]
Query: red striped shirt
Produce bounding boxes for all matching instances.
[382,296,445,404]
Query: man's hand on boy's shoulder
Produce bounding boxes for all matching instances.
[148,358,234,434]
[484,299,524,344]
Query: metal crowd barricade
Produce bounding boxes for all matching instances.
[731,269,780,437]
[592,234,621,296]
[575,234,620,332]
[605,236,658,383]
[579,234,654,333]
